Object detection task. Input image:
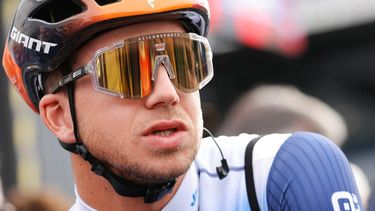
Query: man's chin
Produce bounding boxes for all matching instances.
[119,164,189,186]
[109,144,197,185]
[121,155,192,184]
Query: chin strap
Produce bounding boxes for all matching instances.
[59,140,176,203]
[62,83,176,203]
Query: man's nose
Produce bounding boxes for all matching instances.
[145,64,180,108]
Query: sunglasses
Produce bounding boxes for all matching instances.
[51,32,214,98]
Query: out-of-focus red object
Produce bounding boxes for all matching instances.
[209,0,308,57]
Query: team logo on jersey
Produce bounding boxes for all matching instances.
[191,189,198,207]
[10,27,58,54]
[331,191,361,211]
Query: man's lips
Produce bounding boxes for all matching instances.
[141,120,188,149]
[142,120,187,136]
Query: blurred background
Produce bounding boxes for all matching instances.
[1,0,374,209]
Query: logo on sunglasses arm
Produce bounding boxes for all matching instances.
[10,27,58,54]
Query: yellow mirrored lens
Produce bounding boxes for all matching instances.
[138,41,152,97]
[96,48,124,93]
[96,42,153,98]
[94,33,209,97]
[169,38,208,92]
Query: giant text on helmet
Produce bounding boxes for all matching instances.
[10,27,58,54]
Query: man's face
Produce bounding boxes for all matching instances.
[72,21,204,185]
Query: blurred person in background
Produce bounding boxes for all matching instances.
[2,0,365,210]
[0,162,72,211]
[218,84,372,208]
[6,187,73,211]
[1,163,71,211]
[218,84,348,140]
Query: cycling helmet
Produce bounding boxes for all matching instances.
[2,0,210,112]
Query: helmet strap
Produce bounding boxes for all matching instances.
[59,82,176,203]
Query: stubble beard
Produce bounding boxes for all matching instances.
[79,126,200,186]
[114,143,198,185]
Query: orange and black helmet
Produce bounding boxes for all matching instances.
[2,0,210,112]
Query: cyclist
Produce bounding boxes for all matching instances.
[3,0,363,210]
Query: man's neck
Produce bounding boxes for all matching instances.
[71,154,184,211]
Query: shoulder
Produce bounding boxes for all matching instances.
[266,131,363,210]
[194,133,292,211]
[281,131,341,152]
[268,131,353,185]
[272,131,351,175]
[196,133,291,169]
[195,133,295,172]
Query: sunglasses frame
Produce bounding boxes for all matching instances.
[51,32,214,99]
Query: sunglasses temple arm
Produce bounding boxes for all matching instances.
[51,66,90,93]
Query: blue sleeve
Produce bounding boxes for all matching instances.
[266,132,364,211]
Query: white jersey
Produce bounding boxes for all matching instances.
[70,132,363,211]
[70,133,286,211]
[162,133,289,211]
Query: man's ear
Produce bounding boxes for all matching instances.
[39,93,76,143]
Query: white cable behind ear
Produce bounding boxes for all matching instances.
[203,127,229,179]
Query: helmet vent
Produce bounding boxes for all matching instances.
[94,0,120,6]
[30,1,84,23]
